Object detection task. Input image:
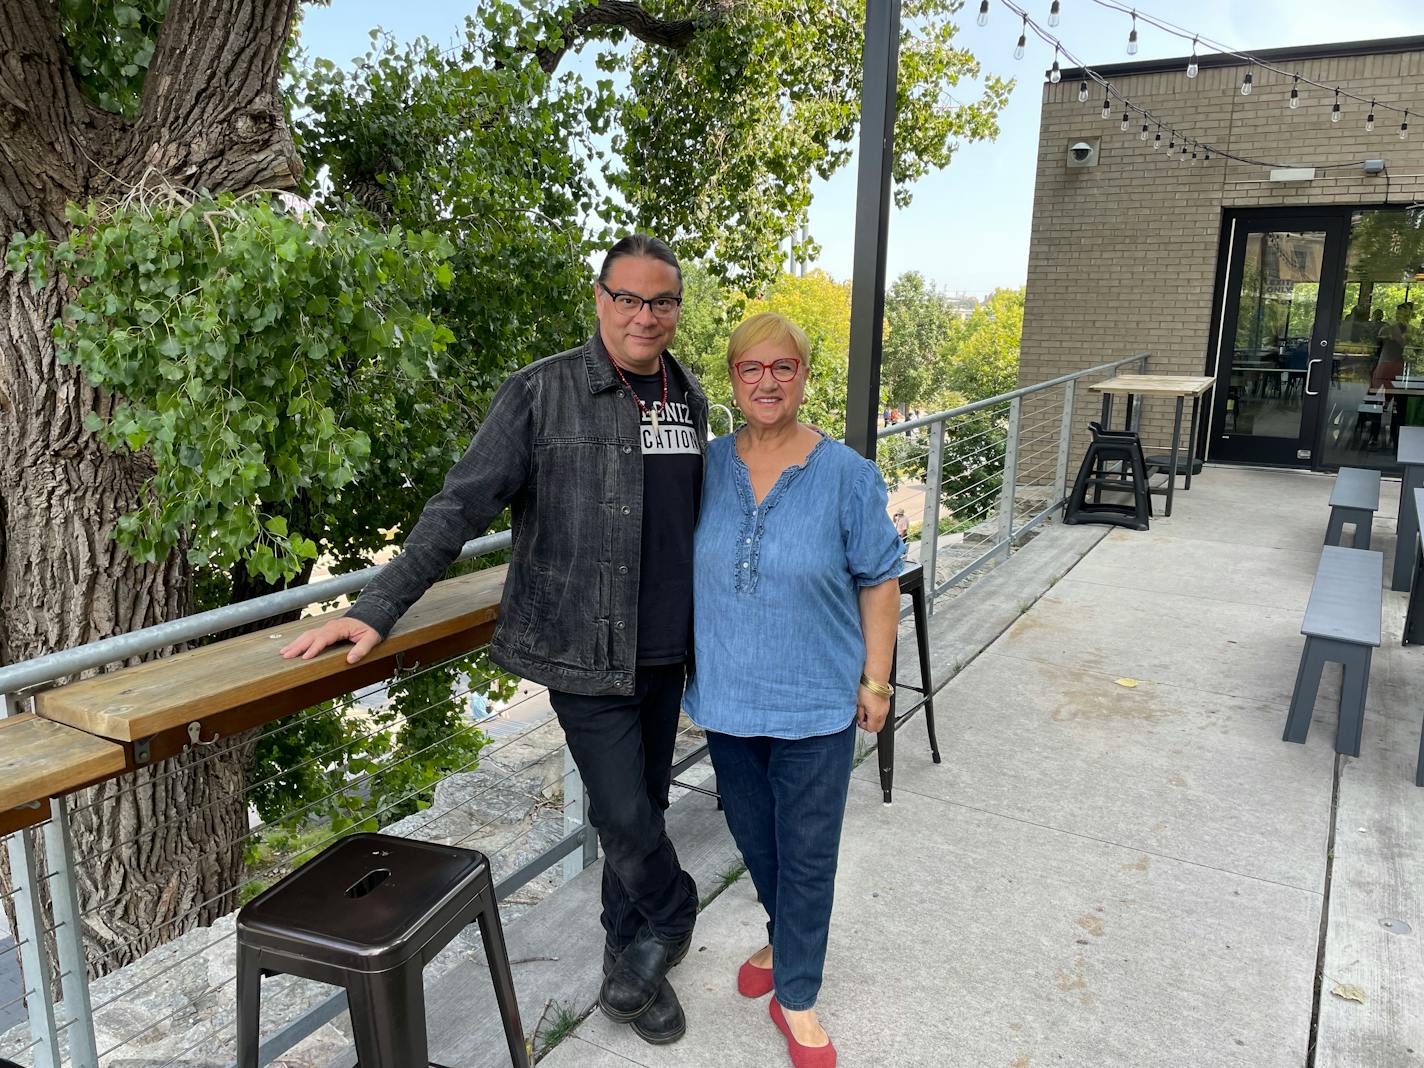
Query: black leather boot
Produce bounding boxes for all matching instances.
[598,926,692,1022]
[602,940,688,1044]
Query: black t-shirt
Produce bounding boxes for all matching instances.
[625,364,702,665]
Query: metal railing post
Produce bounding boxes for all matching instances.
[3,693,62,1068]
[562,749,597,881]
[919,419,945,613]
[1055,380,1077,510]
[43,795,98,1067]
[998,397,1022,558]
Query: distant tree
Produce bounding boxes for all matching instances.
[941,286,1024,402]
[882,271,958,412]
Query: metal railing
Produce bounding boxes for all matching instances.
[875,352,1149,608]
[0,351,1146,1067]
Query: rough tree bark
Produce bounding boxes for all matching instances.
[0,0,300,977]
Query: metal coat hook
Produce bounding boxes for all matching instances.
[186,721,221,749]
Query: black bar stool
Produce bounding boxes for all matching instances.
[877,560,940,804]
[236,832,528,1068]
[1063,422,1152,531]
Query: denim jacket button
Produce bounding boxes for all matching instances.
[615,619,626,629]
[622,445,632,454]
[617,390,625,399]
[618,565,629,574]
[621,505,631,515]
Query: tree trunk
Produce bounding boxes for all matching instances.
[0,0,301,980]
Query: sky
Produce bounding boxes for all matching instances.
[300,0,1421,297]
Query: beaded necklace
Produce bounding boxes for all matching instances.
[608,352,668,433]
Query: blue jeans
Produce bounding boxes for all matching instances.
[706,720,857,1010]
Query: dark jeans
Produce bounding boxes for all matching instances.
[706,720,857,1011]
[549,663,698,953]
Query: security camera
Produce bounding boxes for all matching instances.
[1066,139,1099,168]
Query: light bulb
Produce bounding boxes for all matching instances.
[1186,38,1199,79]
[1140,122,1149,141]
[1367,103,1375,132]
[1332,90,1342,123]
[1402,113,1410,140]
[1241,70,1253,96]
[1049,1,1061,27]
[1127,24,1138,56]
[1153,128,1162,149]
[1179,144,1187,162]
[1168,132,1176,150]
[1014,18,1026,61]
[1289,76,1300,109]
[1121,111,1130,132]
[1102,94,1112,120]
[1078,80,1090,103]
[1204,148,1212,162]
[1050,47,1061,83]
[1191,147,1199,164]
[977,0,989,27]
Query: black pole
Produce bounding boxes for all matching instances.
[844,0,901,461]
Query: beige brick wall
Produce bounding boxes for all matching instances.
[1020,47,1424,461]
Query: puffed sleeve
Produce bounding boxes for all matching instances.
[841,458,905,587]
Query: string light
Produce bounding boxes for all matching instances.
[978,0,990,26]
[1203,147,1212,162]
[992,0,1424,171]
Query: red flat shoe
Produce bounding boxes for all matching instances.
[769,997,837,1068]
[738,957,774,998]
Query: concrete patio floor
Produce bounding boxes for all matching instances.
[535,466,1423,1068]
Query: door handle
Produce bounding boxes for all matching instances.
[1305,357,1323,396]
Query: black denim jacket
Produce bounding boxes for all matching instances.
[347,335,709,696]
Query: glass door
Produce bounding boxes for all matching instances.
[1320,207,1424,471]
[1210,215,1348,466]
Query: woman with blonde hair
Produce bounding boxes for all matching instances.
[684,312,902,1067]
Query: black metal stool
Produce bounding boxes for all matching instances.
[236,832,528,1068]
[877,560,940,804]
[1063,422,1152,531]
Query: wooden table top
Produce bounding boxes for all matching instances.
[1090,374,1216,397]
[0,713,127,813]
[37,565,507,744]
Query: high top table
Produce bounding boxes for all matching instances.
[1391,425,1424,591]
[1088,374,1215,517]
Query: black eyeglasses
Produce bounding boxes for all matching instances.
[599,282,683,319]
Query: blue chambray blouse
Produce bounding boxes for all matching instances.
[683,431,905,740]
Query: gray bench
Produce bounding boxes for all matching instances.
[1282,545,1383,757]
[1324,467,1381,550]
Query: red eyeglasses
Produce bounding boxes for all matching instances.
[733,357,801,385]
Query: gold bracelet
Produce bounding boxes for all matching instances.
[860,673,894,698]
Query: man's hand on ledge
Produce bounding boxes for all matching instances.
[280,617,382,665]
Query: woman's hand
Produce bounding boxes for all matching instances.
[856,685,891,733]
